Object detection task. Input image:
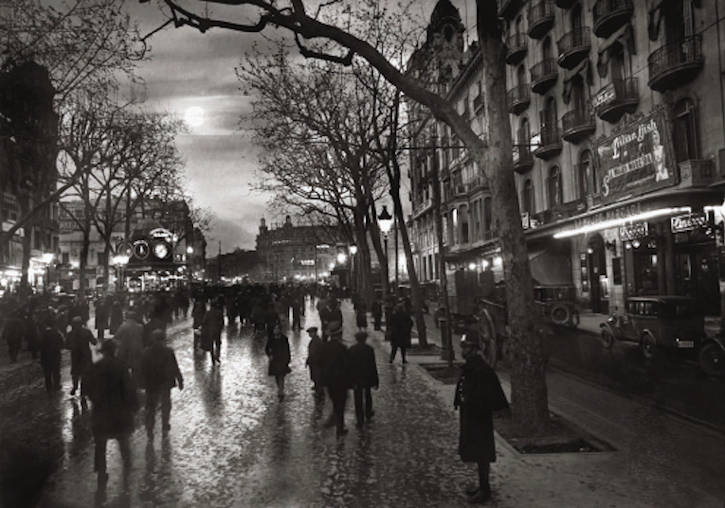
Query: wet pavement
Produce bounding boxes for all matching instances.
[1,301,481,507]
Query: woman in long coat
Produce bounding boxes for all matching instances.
[389,303,413,364]
[265,324,291,401]
[201,298,224,365]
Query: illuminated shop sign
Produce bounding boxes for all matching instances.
[619,222,648,242]
[595,108,675,204]
[671,213,707,233]
[299,259,315,266]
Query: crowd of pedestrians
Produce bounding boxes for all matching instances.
[1,281,508,505]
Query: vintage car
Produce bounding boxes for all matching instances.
[599,296,725,377]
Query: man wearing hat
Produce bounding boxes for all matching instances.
[320,327,350,437]
[115,311,144,384]
[305,326,324,396]
[86,339,138,488]
[348,331,379,428]
[454,331,509,504]
[65,316,97,401]
[141,329,184,439]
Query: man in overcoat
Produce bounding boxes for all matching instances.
[454,333,509,504]
[348,331,379,427]
[320,329,350,437]
[305,326,324,396]
[389,303,413,364]
[86,339,138,488]
[65,316,97,399]
[115,311,144,384]
[141,329,184,438]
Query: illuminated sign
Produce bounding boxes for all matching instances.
[595,108,675,204]
[619,222,648,242]
[149,228,174,241]
[299,259,315,266]
[671,213,707,233]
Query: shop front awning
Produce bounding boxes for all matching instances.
[529,248,572,286]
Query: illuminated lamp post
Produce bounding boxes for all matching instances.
[112,254,130,292]
[349,244,358,293]
[378,206,393,291]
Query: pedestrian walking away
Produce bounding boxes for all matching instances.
[265,324,291,401]
[39,313,64,392]
[355,300,368,330]
[115,311,145,385]
[2,305,24,363]
[454,333,509,504]
[65,316,97,402]
[202,297,225,364]
[371,297,382,331]
[305,326,324,397]
[141,329,184,439]
[320,328,350,438]
[389,302,413,364]
[348,331,379,428]
[86,339,138,491]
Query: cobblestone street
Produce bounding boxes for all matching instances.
[3,301,482,507]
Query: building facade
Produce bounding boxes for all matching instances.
[255,216,345,283]
[408,0,725,316]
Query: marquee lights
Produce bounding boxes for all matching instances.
[553,207,692,239]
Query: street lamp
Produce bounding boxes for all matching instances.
[112,254,130,292]
[336,252,348,264]
[378,206,393,287]
[349,244,358,292]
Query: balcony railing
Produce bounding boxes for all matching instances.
[530,58,559,94]
[513,145,534,174]
[557,27,591,69]
[506,83,531,115]
[561,106,595,143]
[528,0,555,39]
[506,32,528,65]
[594,77,639,122]
[473,93,484,113]
[534,123,562,160]
[593,0,633,38]
[648,35,704,92]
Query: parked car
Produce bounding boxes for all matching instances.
[599,296,725,377]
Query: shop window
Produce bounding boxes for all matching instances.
[547,166,562,208]
[672,98,699,163]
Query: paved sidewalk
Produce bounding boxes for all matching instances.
[368,302,725,507]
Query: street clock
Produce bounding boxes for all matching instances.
[153,242,169,260]
[132,240,150,260]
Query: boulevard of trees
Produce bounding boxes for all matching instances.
[0,0,207,294]
[145,0,550,435]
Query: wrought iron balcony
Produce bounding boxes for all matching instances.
[498,0,524,20]
[528,0,555,39]
[593,0,633,38]
[562,106,595,143]
[530,58,558,94]
[593,77,639,122]
[506,33,528,65]
[534,123,562,160]
[648,35,704,92]
[506,83,531,115]
[513,145,534,174]
[557,27,591,69]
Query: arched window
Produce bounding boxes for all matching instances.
[542,36,553,61]
[483,197,492,238]
[522,179,534,215]
[541,97,558,140]
[672,98,699,162]
[578,150,596,197]
[548,166,563,207]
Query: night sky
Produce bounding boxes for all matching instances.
[129,1,476,253]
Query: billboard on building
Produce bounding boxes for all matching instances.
[595,107,675,204]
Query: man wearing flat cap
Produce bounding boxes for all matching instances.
[454,331,509,504]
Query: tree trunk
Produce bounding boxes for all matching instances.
[476,1,548,435]
[79,229,90,294]
[102,242,111,294]
[430,163,453,365]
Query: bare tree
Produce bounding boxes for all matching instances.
[148,0,548,434]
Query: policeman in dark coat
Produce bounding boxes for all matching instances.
[320,328,350,437]
[39,313,64,392]
[348,331,379,427]
[65,316,97,399]
[454,333,509,504]
[87,339,138,487]
[141,329,183,439]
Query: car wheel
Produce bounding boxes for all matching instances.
[601,329,615,349]
[699,342,725,377]
[550,304,570,326]
[640,331,656,360]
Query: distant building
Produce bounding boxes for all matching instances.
[255,216,345,282]
[206,249,262,282]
